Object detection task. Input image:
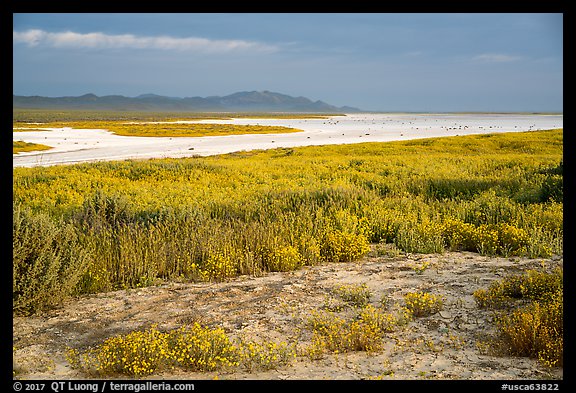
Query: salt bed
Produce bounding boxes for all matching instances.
[12,113,563,167]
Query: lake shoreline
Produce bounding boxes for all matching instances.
[13,113,563,168]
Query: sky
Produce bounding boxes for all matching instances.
[12,13,563,112]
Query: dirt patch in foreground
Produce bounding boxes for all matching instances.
[13,251,563,380]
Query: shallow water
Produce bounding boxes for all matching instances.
[12,113,563,167]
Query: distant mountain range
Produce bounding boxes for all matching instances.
[13,91,361,113]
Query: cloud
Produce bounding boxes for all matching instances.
[13,29,278,53]
[472,53,522,63]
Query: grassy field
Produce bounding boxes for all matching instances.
[13,126,562,316]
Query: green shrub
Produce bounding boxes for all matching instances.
[13,204,89,315]
[540,175,562,203]
[466,190,518,226]
[332,283,372,308]
[75,190,133,231]
[427,178,493,200]
[396,222,445,254]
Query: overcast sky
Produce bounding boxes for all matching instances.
[13,13,563,112]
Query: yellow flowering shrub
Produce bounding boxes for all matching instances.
[305,299,411,357]
[474,269,563,367]
[404,292,444,317]
[472,224,500,255]
[260,245,303,272]
[496,288,563,367]
[84,325,169,377]
[200,252,237,281]
[236,339,296,371]
[439,218,535,256]
[519,269,563,301]
[320,230,370,263]
[441,218,476,251]
[13,140,52,154]
[14,119,304,138]
[305,310,383,353]
[357,304,412,333]
[474,268,562,308]
[67,323,295,377]
[497,223,529,256]
[164,324,239,371]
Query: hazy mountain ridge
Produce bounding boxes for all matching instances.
[13,91,361,113]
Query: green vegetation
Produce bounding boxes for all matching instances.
[13,109,208,123]
[332,283,372,308]
[13,128,563,315]
[12,109,335,122]
[13,205,89,315]
[474,269,563,367]
[13,141,52,154]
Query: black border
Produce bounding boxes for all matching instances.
[8,1,569,13]
[7,379,570,391]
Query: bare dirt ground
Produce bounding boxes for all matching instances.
[13,249,563,381]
